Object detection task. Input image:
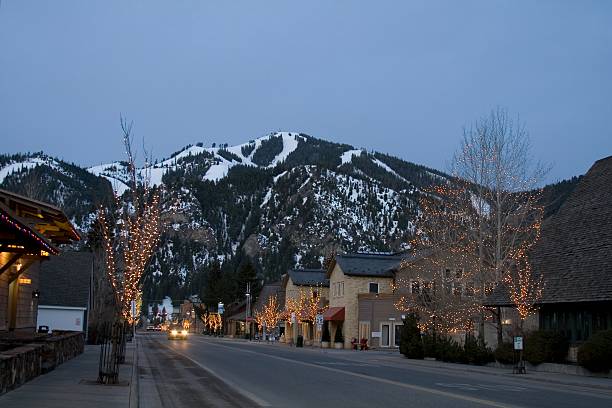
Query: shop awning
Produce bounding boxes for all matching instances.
[323,307,345,321]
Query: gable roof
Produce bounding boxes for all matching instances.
[287,269,329,287]
[253,282,284,311]
[333,253,404,278]
[486,156,612,306]
[39,251,93,308]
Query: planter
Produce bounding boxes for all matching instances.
[334,342,344,349]
[321,341,330,348]
[304,340,313,347]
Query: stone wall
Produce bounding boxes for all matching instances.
[0,331,84,395]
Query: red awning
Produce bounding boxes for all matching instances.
[323,307,345,321]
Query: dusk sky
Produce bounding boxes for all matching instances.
[1,1,610,183]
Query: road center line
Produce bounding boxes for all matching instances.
[193,338,523,408]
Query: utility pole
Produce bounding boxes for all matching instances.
[246,282,251,340]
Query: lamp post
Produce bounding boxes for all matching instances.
[245,282,251,340]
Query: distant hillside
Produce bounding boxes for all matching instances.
[0,131,577,306]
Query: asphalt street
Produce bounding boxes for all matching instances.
[138,332,612,408]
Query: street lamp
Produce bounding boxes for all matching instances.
[245,282,251,340]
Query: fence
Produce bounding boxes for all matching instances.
[97,322,128,384]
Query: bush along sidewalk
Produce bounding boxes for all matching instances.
[399,316,493,365]
[577,329,612,373]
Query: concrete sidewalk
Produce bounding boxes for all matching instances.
[0,342,136,408]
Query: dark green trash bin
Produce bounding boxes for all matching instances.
[296,335,304,347]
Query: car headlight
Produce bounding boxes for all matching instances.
[182,330,188,335]
[171,330,178,335]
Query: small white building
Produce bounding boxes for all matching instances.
[37,251,93,333]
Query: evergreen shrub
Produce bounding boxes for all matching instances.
[524,331,569,365]
[399,313,423,359]
[334,326,344,343]
[577,329,612,373]
[494,342,515,365]
[321,323,330,342]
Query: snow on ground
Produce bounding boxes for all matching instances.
[273,170,288,183]
[86,131,304,187]
[371,158,410,184]
[0,159,43,183]
[260,188,273,208]
[103,176,130,195]
[340,149,363,165]
[470,192,491,217]
[203,158,231,182]
[267,132,300,168]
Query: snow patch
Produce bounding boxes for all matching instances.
[340,149,363,165]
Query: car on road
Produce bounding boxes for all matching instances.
[146,324,156,331]
[168,325,188,340]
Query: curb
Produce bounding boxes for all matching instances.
[129,336,139,408]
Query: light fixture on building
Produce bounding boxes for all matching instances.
[502,319,512,325]
[32,290,40,299]
[18,277,32,284]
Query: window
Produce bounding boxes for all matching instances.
[369,282,379,294]
[341,282,344,296]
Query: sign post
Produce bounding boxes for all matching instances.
[131,300,136,338]
[513,336,526,374]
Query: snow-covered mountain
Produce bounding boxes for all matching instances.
[1,131,450,302]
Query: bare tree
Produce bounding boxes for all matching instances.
[96,117,162,323]
[452,107,547,344]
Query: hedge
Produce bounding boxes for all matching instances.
[578,329,612,373]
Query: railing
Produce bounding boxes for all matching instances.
[97,322,127,384]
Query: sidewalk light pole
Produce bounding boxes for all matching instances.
[245,282,251,340]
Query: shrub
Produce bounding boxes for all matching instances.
[578,329,612,373]
[464,336,494,365]
[494,342,515,365]
[422,333,437,358]
[524,331,569,365]
[400,313,423,359]
[436,337,465,363]
[321,323,330,342]
[334,326,344,343]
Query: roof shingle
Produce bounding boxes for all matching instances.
[39,251,93,308]
[486,156,612,306]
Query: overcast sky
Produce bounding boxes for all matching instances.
[1,1,611,182]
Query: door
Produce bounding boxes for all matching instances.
[381,324,390,347]
[393,324,403,347]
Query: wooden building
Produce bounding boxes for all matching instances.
[486,156,612,347]
[0,189,80,335]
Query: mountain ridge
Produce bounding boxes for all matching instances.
[0,131,577,305]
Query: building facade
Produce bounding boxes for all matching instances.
[0,189,79,336]
[326,253,401,349]
[37,251,94,334]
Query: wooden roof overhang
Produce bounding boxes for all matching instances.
[0,205,58,256]
[0,189,80,245]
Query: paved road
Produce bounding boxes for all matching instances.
[138,332,612,408]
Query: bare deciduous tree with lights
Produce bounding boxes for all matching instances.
[396,108,547,344]
[96,117,162,324]
[254,294,282,338]
[453,107,547,344]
